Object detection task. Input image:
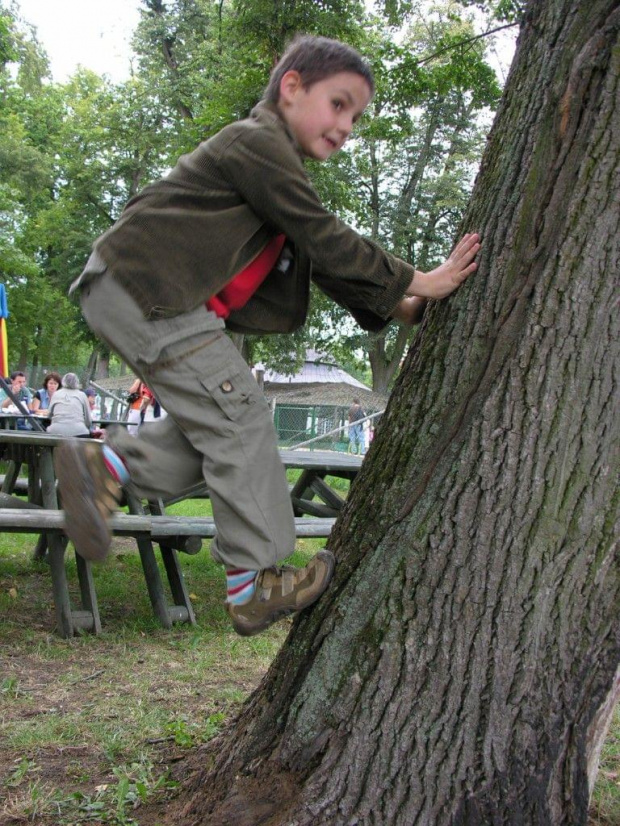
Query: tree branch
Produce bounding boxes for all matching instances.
[413,23,519,68]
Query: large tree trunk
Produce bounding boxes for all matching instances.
[155,1,619,823]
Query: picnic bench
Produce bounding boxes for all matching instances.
[0,432,362,637]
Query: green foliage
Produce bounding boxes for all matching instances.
[454,0,525,24]
[66,762,178,825]
[163,711,226,747]
[0,9,17,66]
[375,0,525,25]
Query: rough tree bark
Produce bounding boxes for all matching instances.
[154,1,619,823]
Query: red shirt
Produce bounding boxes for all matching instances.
[206,234,286,319]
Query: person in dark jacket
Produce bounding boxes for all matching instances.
[348,398,366,455]
[55,35,480,637]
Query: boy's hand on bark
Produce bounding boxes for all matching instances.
[407,233,480,300]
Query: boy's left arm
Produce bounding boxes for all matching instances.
[391,296,427,326]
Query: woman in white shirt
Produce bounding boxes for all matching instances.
[47,373,92,437]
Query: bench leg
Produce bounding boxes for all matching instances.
[135,533,173,629]
[32,533,48,560]
[48,536,75,638]
[159,545,196,625]
[290,468,317,517]
[127,493,193,627]
[1,460,21,494]
[146,498,195,626]
[75,553,102,634]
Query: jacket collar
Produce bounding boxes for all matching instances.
[250,99,305,160]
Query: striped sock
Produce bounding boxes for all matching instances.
[226,569,257,605]
[101,444,130,486]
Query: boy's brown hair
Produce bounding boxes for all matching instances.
[264,35,375,103]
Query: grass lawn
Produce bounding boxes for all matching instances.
[0,487,618,825]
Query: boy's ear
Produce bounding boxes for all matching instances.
[279,70,304,104]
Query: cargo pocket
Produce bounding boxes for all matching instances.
[200,365,260,422]
[137,318,224,368]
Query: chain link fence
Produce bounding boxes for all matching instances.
[273,404,383,452]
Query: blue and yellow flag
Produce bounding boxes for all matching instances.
[0,284,9,377]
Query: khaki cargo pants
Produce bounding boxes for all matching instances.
[78,267,296,572]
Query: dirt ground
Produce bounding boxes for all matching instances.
[0,541,270,825]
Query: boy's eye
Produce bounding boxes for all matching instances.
[332,99,343,110]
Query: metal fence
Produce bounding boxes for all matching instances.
[274,404,383,452]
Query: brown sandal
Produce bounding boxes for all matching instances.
[54,440,121,561]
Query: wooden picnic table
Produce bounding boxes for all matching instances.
[92,419,132,428]
[0,432,362,637]
[280,448,361,518]
[0,413,130,430]
[0,431,99,637]
[0,412,49,430]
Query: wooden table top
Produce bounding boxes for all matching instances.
[279,448,363,473]
[0,432,364,471]
[0,430,69,446]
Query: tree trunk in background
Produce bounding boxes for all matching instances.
[157,1,619,823]
[94,346,111,379]
[368,324,411,394]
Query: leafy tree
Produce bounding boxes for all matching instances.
[309,4,505,392]
[0,3,79,373]
[1,2,185,376]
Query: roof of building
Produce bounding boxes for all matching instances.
[263,349,368,389]
[263,382,388,412]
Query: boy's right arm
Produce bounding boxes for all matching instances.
[405,233,480,300]
[219,121,479,318]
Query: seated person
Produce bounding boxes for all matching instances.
[1,370,33,429]
[31,371,62,416]
[85,387,97,414]
[47,373,92,437]
[84,388,105,438]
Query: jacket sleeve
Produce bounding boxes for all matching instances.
[310,268,393,333]
[216,119,413,321]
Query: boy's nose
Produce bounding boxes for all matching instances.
[339,114,354,138]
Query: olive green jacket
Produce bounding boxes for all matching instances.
[74,101,415,335]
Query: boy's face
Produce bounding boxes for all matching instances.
[278,71,372,161]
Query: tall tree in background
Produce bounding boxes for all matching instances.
[0,1,184,378]
[308,4,505,392]
[0,4,80,375]
[149,0,619,822]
